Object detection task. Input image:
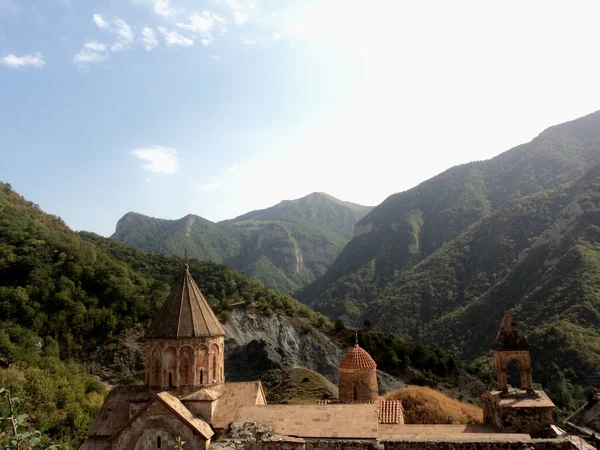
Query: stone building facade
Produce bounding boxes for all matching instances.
[82,264,569,449]
[145,264,225,389]
[492,310,533,394]
[338,340,379,404]
[81,265,265,450]
[483,309,555,436]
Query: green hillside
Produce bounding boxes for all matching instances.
[300,110,600,324]
[0,182,325,448]
[421,165,600,386]
[111,192,372,293]
[0,182,472,447]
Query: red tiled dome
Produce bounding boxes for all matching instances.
[339,342,377,370]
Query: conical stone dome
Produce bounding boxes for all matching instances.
[339,342,377,370]
[146,264,225,339]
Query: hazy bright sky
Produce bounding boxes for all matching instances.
[2,0,600,236]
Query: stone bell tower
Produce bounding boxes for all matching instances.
[144,264,225,390]
[482,307,555,435]
[492,309,533,394]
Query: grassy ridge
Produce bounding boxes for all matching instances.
[385,386,483,424]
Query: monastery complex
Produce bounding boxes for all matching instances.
[81,264,581,450]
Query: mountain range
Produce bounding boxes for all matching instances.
[111,192,372,293]
[0,181,472,446]
[298,109,600,386]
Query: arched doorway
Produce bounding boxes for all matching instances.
[506,360,522,391]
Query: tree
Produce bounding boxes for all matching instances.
[0,388,62,450]
[363,318,372,330]
[334,320,345,332]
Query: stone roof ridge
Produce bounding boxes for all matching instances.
[339,341,377,370]
[146,264,225,339]
[182,388,222,402]
[493,309,530,351]
[108,391,214,442]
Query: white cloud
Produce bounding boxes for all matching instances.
[209,54,220,61]
[141,27,158,51]
[83,41,107,52]
[154,0,172,17]
[111,18,134,52]
[1,52,45,68]
[158,27,194,47]
[93,14,134,52]
[72,41,108,66]
[233,10,248,24]
[176,11,226,46]
[132,146,178,174]
[93,13,109,29]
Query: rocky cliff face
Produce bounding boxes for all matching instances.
[222,308,404,398]
[223,308,342,386]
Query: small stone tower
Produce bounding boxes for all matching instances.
[338,339,378,403]
[483,308,555,434]
[492,309,533,394]
[144,264,225,389]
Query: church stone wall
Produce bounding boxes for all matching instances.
[183,400,216,422]
[145,336,224,389]
[213,438,573,450]
[382,439,572,450]
[338,368,378,403]
[481,394,555,435]
[110,401,209,450]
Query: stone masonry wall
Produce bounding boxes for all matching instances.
[295,438,572,450]
[145,336,225,388]
[111,401,208,450]
[338,368,378,404]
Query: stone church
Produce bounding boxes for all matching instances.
[81,264,401,449]
[82,264,560,449]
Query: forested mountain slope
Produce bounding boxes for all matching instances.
[300,110,600,326]
[0,182,472,447]
[112,192,371,293]
[420,164,600,386]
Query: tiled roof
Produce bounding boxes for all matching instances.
[493,310,529,351]
[339,342,377,370]
[146,264,225,339]
[378,400,403,424]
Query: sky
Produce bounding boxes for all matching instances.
[2,0,600,237]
